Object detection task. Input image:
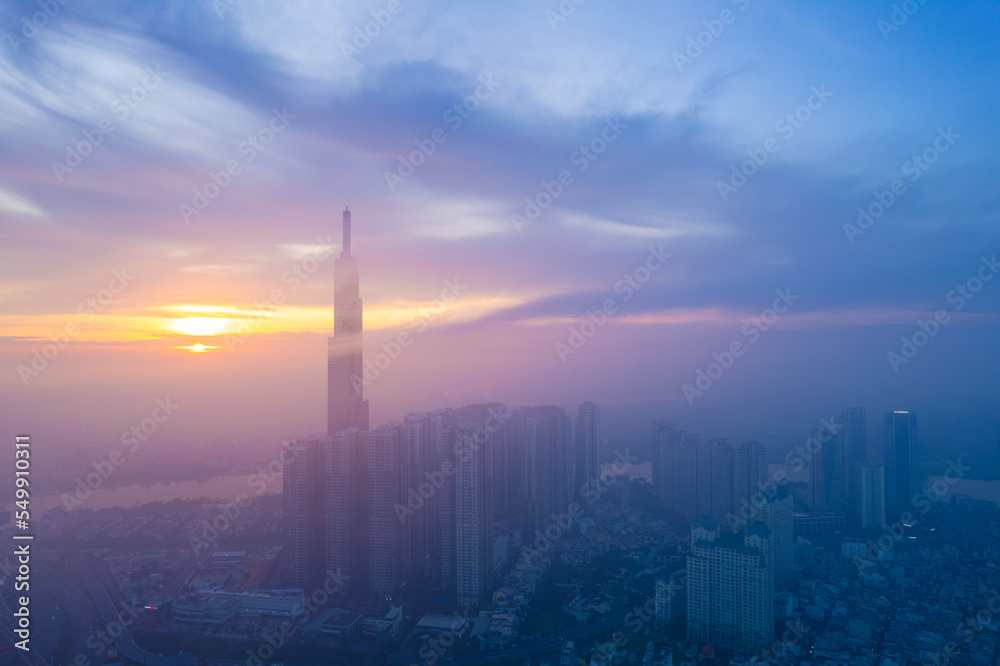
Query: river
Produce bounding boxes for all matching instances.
[1,473,271,527]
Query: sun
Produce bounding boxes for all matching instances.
[167,317,234,336]
[175,343,220,353]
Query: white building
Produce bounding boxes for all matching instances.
[655,569,686,633]
[686,517,774,654]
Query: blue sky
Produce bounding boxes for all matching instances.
[1,0,998,449]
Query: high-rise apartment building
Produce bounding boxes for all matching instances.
[686,517,774,654]
[808,423,847,515]
[734,440,767,517]
[283,438,322,589]
[652,422,702,520]
[839,407,866,521]
[758,486,794,590]
[367,423,404,600]
[708,439,735,524]
[321,428,368,597]
[513,406,571,536]
[575,402,601,498]
[655,569,686,634]
[859,460,886,531]
[402,410,449,583]
[452,426,494,607]
[883,411,917,518]
[651,421,678,507]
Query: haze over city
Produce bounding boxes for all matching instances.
[1,1,999,665]
[1,1,998,448]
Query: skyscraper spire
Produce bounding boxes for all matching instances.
[342,206,352,258]
[329,207,369,436]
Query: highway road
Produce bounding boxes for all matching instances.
[390,607,634,665]
[70,556,155,664]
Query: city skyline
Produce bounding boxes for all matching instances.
[1,1,999,664]
[1,2,998,452]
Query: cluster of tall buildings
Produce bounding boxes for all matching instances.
[284,208,930,653]
[653,408,921,653]
[282,210,602,607]
[651,427,771,530]
[654,408,919,536]
[808,408,918,530]
[651,426,791,653]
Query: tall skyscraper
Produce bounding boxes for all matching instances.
[858,460,886,531]
[839,407,866,521]
[686,517,774,654]
[283,438,322,589]
[734,440,767,517]
[808,425,837,513]
[367,423,404,600]
[329,207,369,436]
[436,404,506,602]
[513,406,571,536]
[452,426,494,607]
[883,411,918,518]
[759,486,794,590]
[402,410,449,584]
[575,402,601,498]
[321,429,368,597]
[653,423,703,520]
[708,439,735,524]
[651,421,678,507]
